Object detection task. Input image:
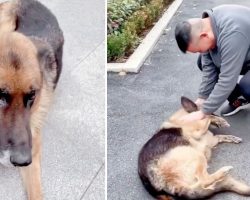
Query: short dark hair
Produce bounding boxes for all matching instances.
[175,21,191,53]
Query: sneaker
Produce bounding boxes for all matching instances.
[221,97,249,116]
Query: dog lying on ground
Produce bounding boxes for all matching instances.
[0,0,63,199]
[138,97,250,200]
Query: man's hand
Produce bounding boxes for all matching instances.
[195,98,205,107]
[180,110,207,123]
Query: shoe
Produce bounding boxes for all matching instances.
[221,97,249,116]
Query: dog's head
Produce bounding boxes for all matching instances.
[0,32,43,167]
[168,96,201,123]
[161,96,229,138]
[161,96,211,135]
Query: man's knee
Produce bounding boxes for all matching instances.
[239,77,250,99]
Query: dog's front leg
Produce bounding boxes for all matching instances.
[210,115,230,128]
[20,132,42,200]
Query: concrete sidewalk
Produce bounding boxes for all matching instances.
[0,0,105,200]
[108,0,250,200]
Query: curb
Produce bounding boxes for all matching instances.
[107,0,183,73]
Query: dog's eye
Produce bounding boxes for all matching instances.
[0,90,10,107]
[24,90,36,108]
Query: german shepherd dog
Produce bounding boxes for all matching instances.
[0,0,63,199]
[138,97,250,200]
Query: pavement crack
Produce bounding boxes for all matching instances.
[79,162,105,200]
[74,40,104,68]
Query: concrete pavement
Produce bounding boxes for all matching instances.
[0,0,105,199]
[108,0,250,199]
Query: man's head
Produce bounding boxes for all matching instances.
[175,18,215,53]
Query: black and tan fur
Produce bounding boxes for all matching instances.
[138,97,250,200]
[0,0,63,199]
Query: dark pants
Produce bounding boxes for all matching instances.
[197,54,250,102]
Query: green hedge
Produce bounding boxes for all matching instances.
[107,0,173,62]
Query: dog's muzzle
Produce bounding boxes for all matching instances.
[0,147,32,167]
[10,147,32,167]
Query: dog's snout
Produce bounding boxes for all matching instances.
[7,138,14,146]
[10,148,32,167]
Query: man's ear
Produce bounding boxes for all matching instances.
[181,96,198,113]
[200,32,209,39]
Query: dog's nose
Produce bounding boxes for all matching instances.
[10,150,32,167]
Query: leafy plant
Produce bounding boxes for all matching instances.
[107,33,126,62]
[107,0,146,34]
[107,0,173,62]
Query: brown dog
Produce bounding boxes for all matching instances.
[138,97,250,200]
[0,0,63,199]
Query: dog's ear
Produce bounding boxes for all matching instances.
[181,96,198,113]
[31,37,56,70]
[30,37,57,85]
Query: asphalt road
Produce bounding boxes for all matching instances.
[108,0,250,199]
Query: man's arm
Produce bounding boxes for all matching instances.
[198,52,219,100]
[180,54,218,123]
[195,98,205,107]
[202,32,249,114]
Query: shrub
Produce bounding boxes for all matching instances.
[107,29,139,62]
[107,0,173,62]
[107,33,126,62]
[107,0,146,34]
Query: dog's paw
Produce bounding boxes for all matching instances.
[211,116,230,128]
[220,166,233,176]
[219,119,230,128]
[227,135,242,143]
[219,135,243,143]
[216,119,230,128]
